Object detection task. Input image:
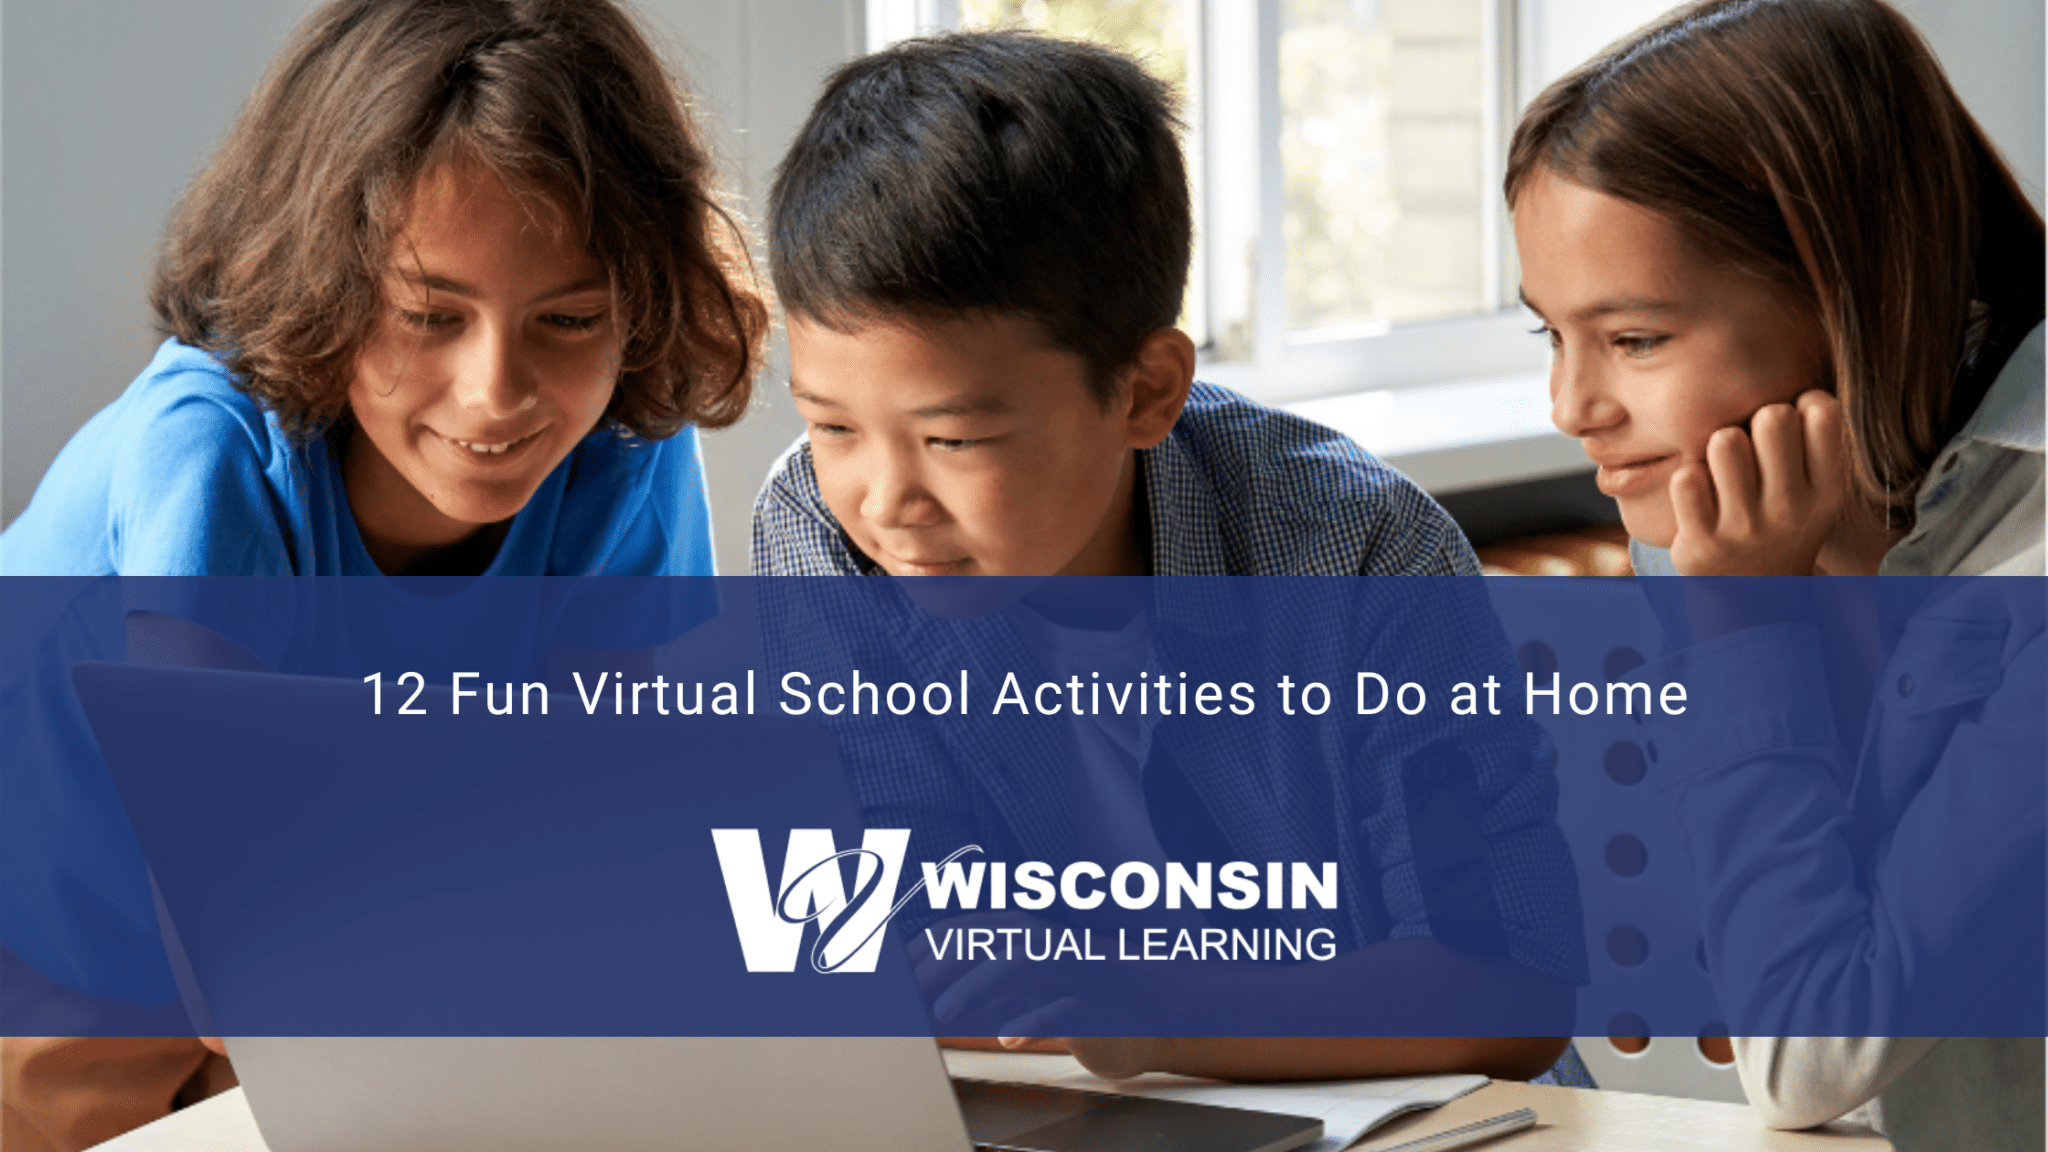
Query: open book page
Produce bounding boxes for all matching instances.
[942,1049,1487,1151]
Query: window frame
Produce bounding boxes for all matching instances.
[878,0,1549,404]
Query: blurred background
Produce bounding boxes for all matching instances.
[4,0,2041,574]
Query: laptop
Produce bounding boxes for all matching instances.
[74,662,1321,1152]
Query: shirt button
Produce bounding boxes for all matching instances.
[1897,673,1915,698]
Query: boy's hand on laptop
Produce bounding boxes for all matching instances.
[1000,1035,1160,1081]
[911,911,1157,1040]
[910,910,1071,1028]
[948,1030,1166,1081]
[937,1036,1068,1054]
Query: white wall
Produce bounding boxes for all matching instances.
[1895,0,2046,209]
[2,0,322,531]
[642,0,863,572]
[2,0,2041,560]
[1520,0,2044,207]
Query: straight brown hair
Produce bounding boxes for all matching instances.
[1507,0,2044,518]
[152,0,769,440]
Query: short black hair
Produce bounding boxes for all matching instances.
[768,31,1191,402]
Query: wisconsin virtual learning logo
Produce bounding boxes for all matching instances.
[712,830,1341,974]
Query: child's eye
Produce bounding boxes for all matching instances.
[1529,325,1561,349]
[809,423,854,440]
[541,312,606,332]
[928,437,984,452]
[1615,333,1668,356]
[396,308,459,332]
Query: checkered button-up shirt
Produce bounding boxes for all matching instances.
[752,382,1584,989]
[752,381,1481,578]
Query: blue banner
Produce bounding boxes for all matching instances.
[2,576,2040,1038]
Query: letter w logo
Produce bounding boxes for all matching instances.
[712,830,981,973]
[711,829,913,973]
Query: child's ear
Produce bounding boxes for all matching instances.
[1120,328,1196,449]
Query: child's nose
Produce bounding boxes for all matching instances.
[1550,350,1623,438]
[859,450,939,528]
[452,323,539,417]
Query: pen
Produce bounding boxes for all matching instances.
[1374,1107,1538,1152]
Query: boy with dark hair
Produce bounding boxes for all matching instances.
[753,31,1581,1083]
[755,31,1471,581]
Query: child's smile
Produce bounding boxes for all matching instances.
[1588,451,1676,500]
[344,162,621,570]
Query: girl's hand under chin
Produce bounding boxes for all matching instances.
[1668,390,1850,576]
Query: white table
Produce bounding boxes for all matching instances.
[96,1077,1890,1151]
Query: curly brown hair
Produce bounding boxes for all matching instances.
[151,0,769,441]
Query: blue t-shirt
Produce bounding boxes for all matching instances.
[0,340,717,1012]
[2,339,714,578]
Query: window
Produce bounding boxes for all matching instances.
[870,0,1674,492]
[911,0,1526,395]
[1283,0,1495,333]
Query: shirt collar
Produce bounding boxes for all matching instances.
[1139,418,1232,578]
[1136,421,1255,639]
[1956,322,2044,454]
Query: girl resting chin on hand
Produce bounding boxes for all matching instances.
[1509,2,2042,1150]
